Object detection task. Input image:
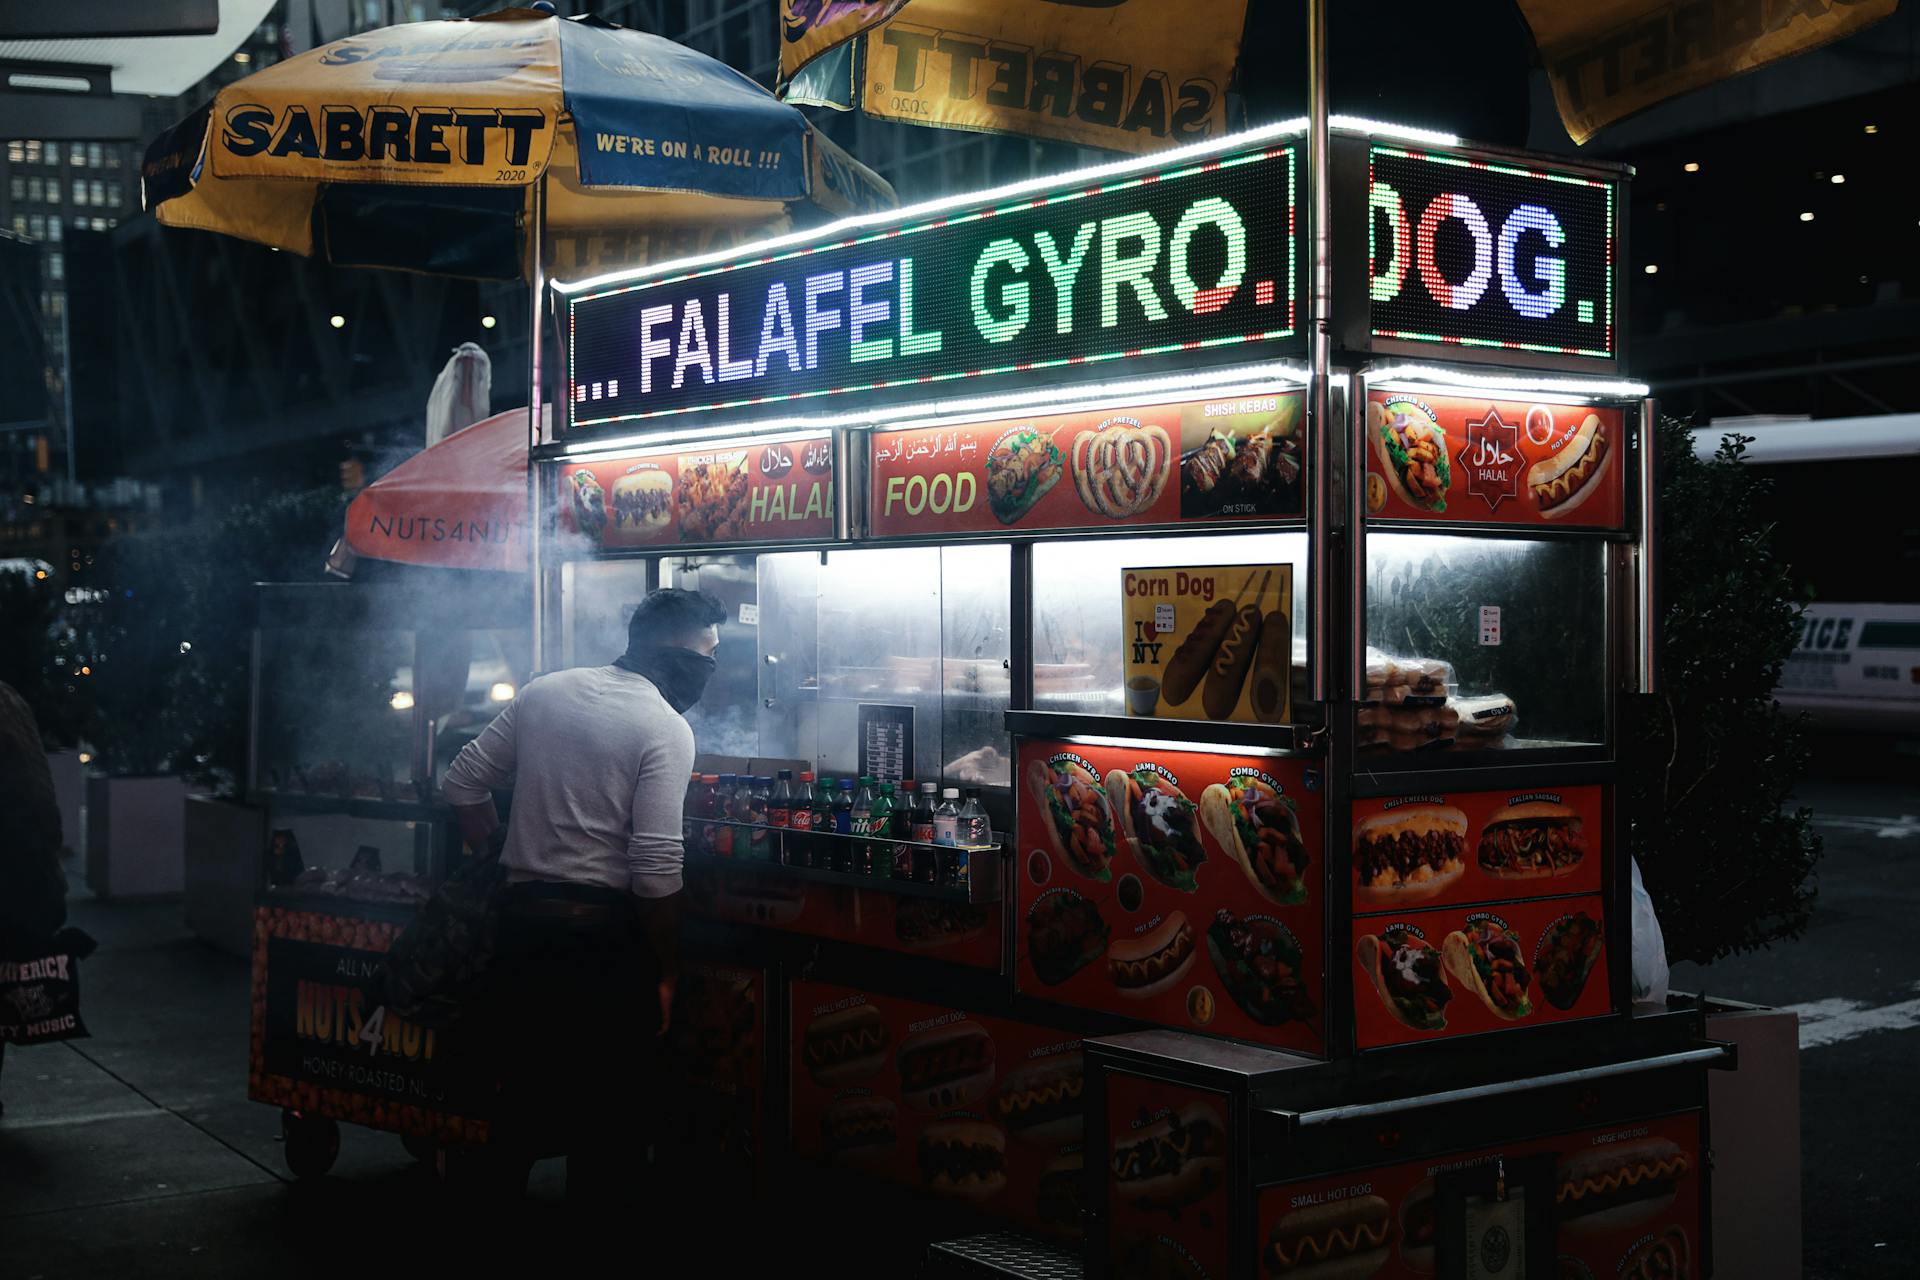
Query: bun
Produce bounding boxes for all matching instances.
[1353,806,1466,841]
[993,1055,1085,1145]
[802,1005,888,1085]
[1529,414,1609,520]
[1557,1138,1690,1235]
[1267,1195,1395,1279]
[1113,1103,1224,1212]
[1353,806,1468,905]
[1485,801,1577,825]
[920,1118,1008,1201]
[1108,911,1198,998]
[822,1096,897,1161]
[897,1021,996,1112]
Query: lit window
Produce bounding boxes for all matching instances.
[29,215,44,239]
[90,181,104,205]
[25,141,40,163]
[47,217,60,242]
[8,178,21,201]
[1683,161,1700,173]
[107,182,122,206]
[48,252,62,281]
[6,143,21,163]
[10,217,24,235]
[71,180,85,206]
[46,142,60,165]
[88,143,102,169]
[28,177,42,201]
[93,218,107,231]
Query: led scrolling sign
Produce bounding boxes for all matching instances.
[565,143,1298,429]
[1365,143,1620,364]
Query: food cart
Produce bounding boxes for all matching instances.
[245,577,530,1171]
[535,112,1724,1278]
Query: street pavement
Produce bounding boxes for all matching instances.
[4,760,1916,1278]
[1670,760,1920,1280]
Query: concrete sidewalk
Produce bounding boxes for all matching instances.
[0,881,570,1277]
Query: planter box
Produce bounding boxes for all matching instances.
[184,795,267,958]
[46,749,84,856]
[85,774,188,899]
[1705,997,1801,1280]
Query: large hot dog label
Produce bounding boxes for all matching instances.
[867,389,1304,538]
[1256,1112,1702,1279]
[1364,392,1626,529]
[1122,563,1292,724]
[559,433,836,548]
[1351,786,1606,912]
[789,980,1086,1241]
[1350,893,1613,1051]
[1015,739,1325,1055]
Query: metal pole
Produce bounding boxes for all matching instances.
[529,175,548,671]
[1637,397,1658,693]
[1307,0,1333,704]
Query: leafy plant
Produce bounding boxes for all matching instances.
[1629,420,1820,964]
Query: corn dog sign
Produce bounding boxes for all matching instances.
[1122,564,1292,724]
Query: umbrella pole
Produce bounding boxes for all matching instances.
[529,172,549,671]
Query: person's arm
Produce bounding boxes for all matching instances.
[441,697,519,854]
[627,719,696,1032]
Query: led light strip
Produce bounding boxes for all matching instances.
[558,426,834,465]
[1363,364,1649,399]
[1062,734,1295,757]
[554,360,1310,459]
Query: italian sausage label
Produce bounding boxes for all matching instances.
[1364,390,1627,529]
[1122,563,1293,724]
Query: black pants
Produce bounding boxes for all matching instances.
[486,884,660,1191]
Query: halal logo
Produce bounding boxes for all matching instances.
[759,442,795,478]
[1478,1224,1512,1273]
[1457,407,1521,512]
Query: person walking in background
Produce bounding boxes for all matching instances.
[0,681,78,1115]
[440,588,724,1202]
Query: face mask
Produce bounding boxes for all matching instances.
[614,645,716,713]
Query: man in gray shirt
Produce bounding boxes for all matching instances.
[442,587,723,1198]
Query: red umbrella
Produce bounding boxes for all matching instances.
[339,409,532,573]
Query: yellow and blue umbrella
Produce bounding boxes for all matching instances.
[142,5,893,279]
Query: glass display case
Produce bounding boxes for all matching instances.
[250,581,531,893]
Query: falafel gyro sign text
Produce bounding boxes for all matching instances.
[561,433,836,547]
[564,137,1298,430]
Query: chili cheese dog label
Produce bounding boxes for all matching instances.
[1122,563,1292,724]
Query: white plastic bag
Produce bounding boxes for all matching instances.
[425,342,492,447]
[1630,856,1670,1006]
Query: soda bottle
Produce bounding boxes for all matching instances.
[770,769,794,828]
[891,781,918,879]
[712,773,737,856]
[832,778,856,871]
[951,787,991,888]
[787,771,815,867]
[870,783,897,878]
[746,776,773,860]
[804,773,832,869]
[912,782,939,882]
[850,777,877,874]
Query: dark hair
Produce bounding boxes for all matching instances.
[627,587,726,651]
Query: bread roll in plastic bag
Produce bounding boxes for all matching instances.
[1630,857,1670,1006]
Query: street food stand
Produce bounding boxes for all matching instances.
[543,115,1730,1276]
[244,577,532,1168]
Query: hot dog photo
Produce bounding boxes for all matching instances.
[1123,564,1293,724]
[1364,391,1625,527]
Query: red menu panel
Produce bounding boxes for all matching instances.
[1107,1076,1232,1280]
[668,960,764,1171]
[1364,392,1626,528]
[869,389,1305,538]
[789,980,1085,1241]
[1349,895,1611,1050]
[1351,786,1606,913]
[685,862,1003,970]
[1014,739,1326,1055]
[559,433,835,548]
[1256,1112,1702,1279]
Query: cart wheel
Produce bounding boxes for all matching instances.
[281,1109,340,1179]
[401,1131,438,1163]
